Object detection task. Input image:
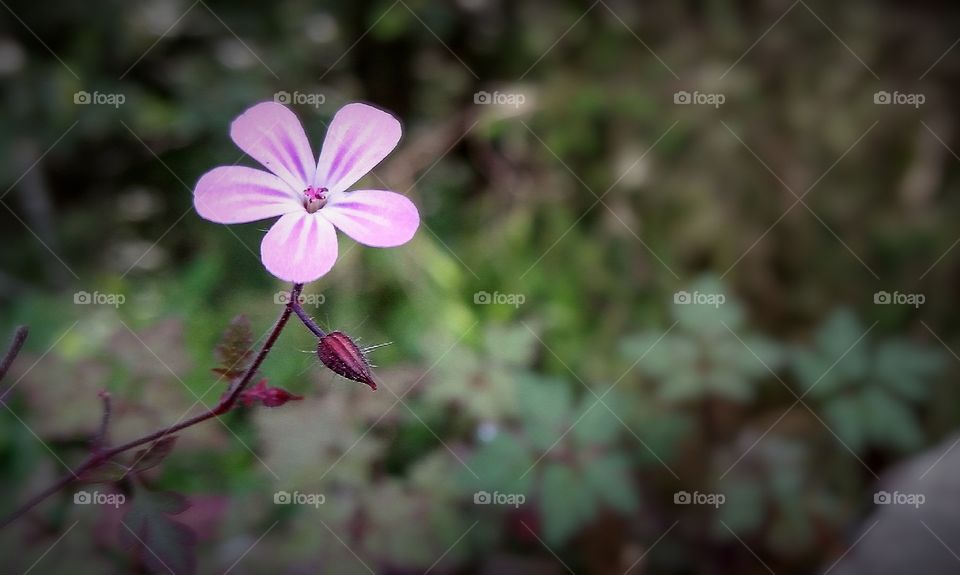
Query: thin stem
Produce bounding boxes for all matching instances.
[0,285,303,529]
[220,282,300,408]
[0,325,28,383]
[0,476,77,529]
[292,300,326,338]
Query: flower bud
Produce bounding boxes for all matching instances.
[317,331,377,390]
[240,380,303,408]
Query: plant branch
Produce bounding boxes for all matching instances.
[0,325,28,384]
[0,285,303,529]
[291,289,326,338]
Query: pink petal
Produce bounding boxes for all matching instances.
[231,102,315,191]
[322,189,419,247]
[194,166,301,224]
[260,211,338,283]
[314,103,401,194]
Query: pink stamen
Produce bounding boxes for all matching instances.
[303,186,328,213]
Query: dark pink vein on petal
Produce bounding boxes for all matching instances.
[278,130,309,184]
[325,131,359,185]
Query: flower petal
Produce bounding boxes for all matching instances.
[314,103,401,194]
[194,166,301,224]
[230,102,315,191]
[322,189,419,247]
[260,211,338,283]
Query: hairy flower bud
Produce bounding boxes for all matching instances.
[240,380,303,408]
[317,331,377,390]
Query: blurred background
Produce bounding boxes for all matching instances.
[1,0,960,573]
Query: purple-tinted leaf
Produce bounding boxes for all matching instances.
[131,436,178,473]
[121,489,196,575]
[79,460,128,483]
[213,315,254,379]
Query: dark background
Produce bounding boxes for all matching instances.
[2,0,960,573]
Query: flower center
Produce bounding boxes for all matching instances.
[303,186,328,213]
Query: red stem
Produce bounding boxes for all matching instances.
[0,284,304,529]
[0,325,28,384]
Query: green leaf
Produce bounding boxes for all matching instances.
[874,341,945,400]
[467,435,534,495]
[715,478,764,535]
[792,347,835,397]
[704,368,754,402]
[571,396,620,447]
[540,463,596,544]
[822,395,867,454]
[483,323,537,367]
[658,371,702,402]
[814,309,869,383]
[672,275,744,334]
[518,375,574,451]
[862,388,924,451]
[583,453,638,513]
[725,335,782,376]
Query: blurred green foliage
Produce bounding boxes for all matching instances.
[1,0,959,573]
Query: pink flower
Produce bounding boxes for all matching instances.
[193,102,419,283]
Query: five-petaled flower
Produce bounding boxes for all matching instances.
[194,102,419,282]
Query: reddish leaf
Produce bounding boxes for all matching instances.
[213,315,254,379]
[79,460,128,483]
[131,436,177,473]
[120,489,196,575]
